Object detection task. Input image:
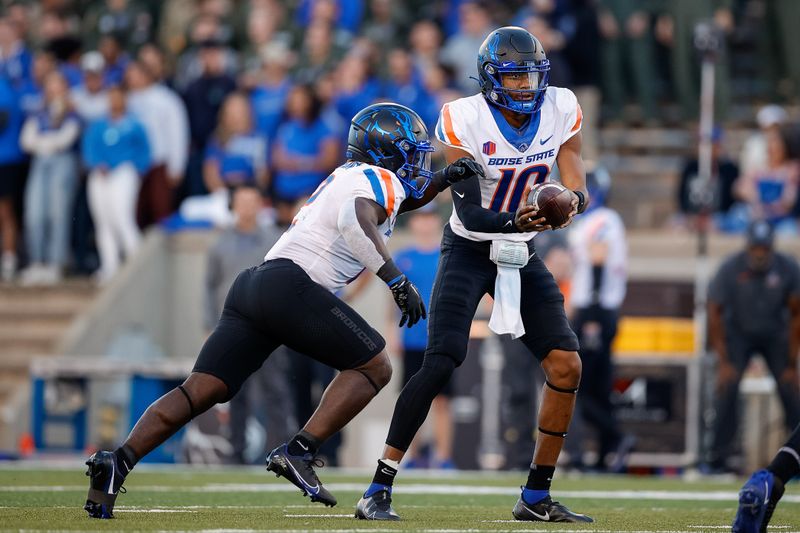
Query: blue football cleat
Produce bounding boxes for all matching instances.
[84,451,126,519]
[732,469,785,533]
[266,444,337,506]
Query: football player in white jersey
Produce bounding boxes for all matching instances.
[357,27,593,523]
[82,103,483,518]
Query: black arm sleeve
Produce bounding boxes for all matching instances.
[451,176,519,234]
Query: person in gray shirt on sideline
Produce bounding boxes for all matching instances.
[204,185,294,463]
[706,220,800,473]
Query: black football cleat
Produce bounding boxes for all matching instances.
[84,451,126,519]
[266,444,337,507]
[355,489,400,521]
[512,492,593,523]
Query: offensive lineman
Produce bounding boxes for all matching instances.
[356,27,592,523]
[82,102,484,518]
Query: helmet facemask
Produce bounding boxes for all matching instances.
[482,60,550,114]
[395,138,434,199]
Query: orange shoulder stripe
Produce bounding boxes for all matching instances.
[571,103,583,132]
[442,104,464,147]
[378,168,395,216]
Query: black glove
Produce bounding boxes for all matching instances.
[389,275,427,328]
[433,157,485,191]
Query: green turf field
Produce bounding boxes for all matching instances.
[0,466,798,532]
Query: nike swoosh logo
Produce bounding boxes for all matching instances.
[380,468,395,476]
[504,220,513,227]
[529,509,549,520]
[298,442,309,451]
[454,191,465,198]
[107,462,115,495]
[540,135,553,145]
[286,457,320,494]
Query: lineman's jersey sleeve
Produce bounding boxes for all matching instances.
[344,164,406,220]
[434,100,478,159]
[552,86,582,144]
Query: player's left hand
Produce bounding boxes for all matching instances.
[389,275,427,328]
[552,190,579,230]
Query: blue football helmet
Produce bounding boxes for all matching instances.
[477,26,550,114]
[346,102,434,199]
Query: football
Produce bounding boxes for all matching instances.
[525,182,574,227]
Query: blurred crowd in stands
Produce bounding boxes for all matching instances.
[0,0,799,285]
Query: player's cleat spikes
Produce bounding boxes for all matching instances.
[84,451,126,519]
[732,469,784,533]
[265,444,337,507]
[512,491,593,523]
[355,489,400,521]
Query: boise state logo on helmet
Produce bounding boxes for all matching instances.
[477,26,550,114]
[346,103,435,199]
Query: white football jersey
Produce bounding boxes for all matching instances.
[568,206,628,309]
[266,161,407,291]
[435,87,582,242]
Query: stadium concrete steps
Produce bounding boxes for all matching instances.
[0,281,97,453]
[599,126,752,228]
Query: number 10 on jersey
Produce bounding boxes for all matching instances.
[489,164,549,212]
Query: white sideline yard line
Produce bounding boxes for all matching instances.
[3,482,800,504]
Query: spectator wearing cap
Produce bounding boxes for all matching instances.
[19,70,81,286]
[182,38,237,197]
[250,43,293,144]
[203,92,267,194]
[71,52,110,122]
[676,127,740,230]
[735,124,799,235]
[271,84,339,222]
[740,105,788,177]
[706,220,800,473]
[441,1,494,94]
[82,85,150,284]
[125,60,189,226]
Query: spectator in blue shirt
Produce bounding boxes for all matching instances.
[19,71,81,285]
[389,208,456,469]
[0,76,26,281]
[383,48,432,123]
[203,92,267,194]
[271,84,339,219]
[0,16,33,90]
[250,43,293,144]
[82,85,151,284]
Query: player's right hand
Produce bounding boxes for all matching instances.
[443,157,485,185]
[515,185,550,232]
[389,275,427,328]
